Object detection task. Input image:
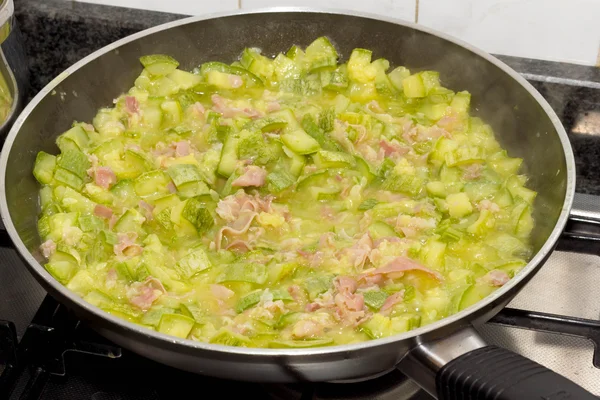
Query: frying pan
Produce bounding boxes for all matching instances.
[1,8,598,399]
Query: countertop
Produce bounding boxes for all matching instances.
[13,0,600,195]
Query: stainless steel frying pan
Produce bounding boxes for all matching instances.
[1,8,598,399]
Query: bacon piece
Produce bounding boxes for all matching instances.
[379,139,410,157]
[138,200,154,221]
[124,96,139,114]
[482,269,510,287]
[232,166,267,188]
[94,167,117,189]
[477,199,501,213]
[210,284,235,300]
[292,319,323,339]
[40,239,56,259]
[175,141,191,157]
[229,75,243,88]
[380,290,405,315]
[127,277,166,310]
[114,232,143,258]
[360,256,443,282]
[94,204,113,219]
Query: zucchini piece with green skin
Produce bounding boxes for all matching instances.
[166,164,204,188]
[114,208,146,235]
[180,303,204,322]
[367,221,398,241]
[244,117,288,133]
[111,179,139,208]
[56,125,90,152]
[237,130,279,165]
[57,149,90,179]
[166,69,202,90]
[347,48,376,83]
[140,307,177,326]
[267,169,296,193]
[56,186,96,214]
[444,146,485,167]
[312,150,355,169]
[53,168,84,191]
[363,290,389,310]
[217,134,240,177]
[66,270,95,294]
[382,174,424,197]
[360,313,392,339]
[402,73,426,98]
[235,289,294,313]
[177,181,211,199]
[304,275,333,300]
[240,47,274,80]
[176,246,212,278]
[139,54,179,76]
[134,170,171,197]
[388,66,410,91]
[217,263,267,285]
[304,36,338,71]
[320,64,348,92]
[33,152,57,184]
[269,338,334,348]
[181,197,214,234]
[200,61,263,87]
[358,198,379,211]
[45,250,78,284]
[209,328,251,346]
[300,114,341,152]
[505,175,536,204]
[281,129,320,155]
[157,313,195,338]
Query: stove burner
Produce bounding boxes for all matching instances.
[264,369,425,400]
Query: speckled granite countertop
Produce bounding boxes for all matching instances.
[13,0,600,194]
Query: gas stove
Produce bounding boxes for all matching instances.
[2,3,600,397]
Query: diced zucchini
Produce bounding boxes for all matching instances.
[57,149,90,179]
[347,48,376,83]
[134,170,171,197]
[363,290,389,310]
[312,150,355,169]
[281,129,321,155]
[388,66,410,91]
[217,135,240,177]
[167,164,203,188]
[140,54,179,76]
[446,192,473,218]
[33,151,57,184]
[304,36,338,71]
[114,208,146,234]
[181,197,214,234]
[367,221,398,241]
[209,328,251,346]
[235,289,293,313]
[53,168,84,190]
[217,263,267,285]
[157,313,195,338]
[402,74,425,98]
[176,247,212,278]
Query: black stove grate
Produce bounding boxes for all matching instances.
[1,294,600,400]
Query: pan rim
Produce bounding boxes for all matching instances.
[0,6,576,358]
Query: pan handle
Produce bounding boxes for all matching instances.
[558,193,600,255]
[397,326,597,399]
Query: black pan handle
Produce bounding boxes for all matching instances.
[397,327,597,399]
[436,345,597,399]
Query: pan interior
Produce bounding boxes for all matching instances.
[3,10,568,331]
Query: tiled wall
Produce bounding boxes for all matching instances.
[76,0,600,66]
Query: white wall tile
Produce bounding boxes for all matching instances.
[241,0,416,23]
[74,0,239,16]
[418,0,600,66]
